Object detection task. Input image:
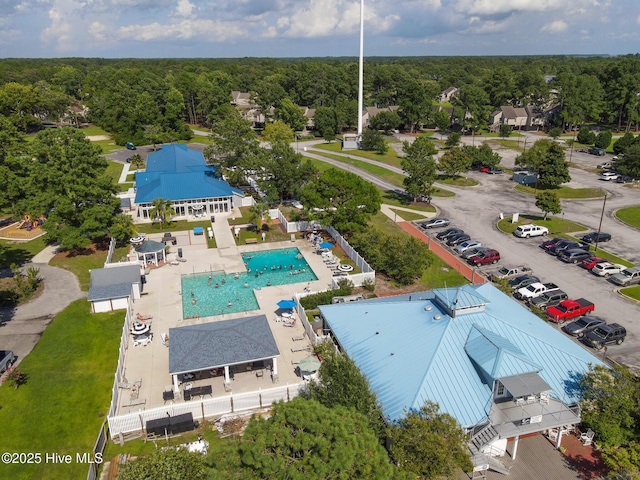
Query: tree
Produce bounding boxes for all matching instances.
[577,127,596,145]
[548,127,562,139]
[312,106,338,138]
[17,127,120,250]
[305,349,387,441]
[594,130,613,150]
[211,398,395,479]
[535,191,562,220]
[274,98,307,132]
[398,79,433,133]
[118,447,207,480]
[388,401,472,479]
[433,109,450,138]
[109,213,137,245]
[360,129,387,154]
[614,132,637,154]
[445,131,461,148]
[401,137,437,203]
[463,144,501,170]
[149,197,175,228]
[580,364,640,447]
[615,143,640,178]
[248,201,269,231]
[204,108,258,167]
[261,120,294,144]
[499,123,513,139]
[301,168,381,235]
[257,142,316,203]
[438,147,472,178]
[370,110,401,133]
[129,153,144,170]
[538,143,571,188]
[143,124,165,150]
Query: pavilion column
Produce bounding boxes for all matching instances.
[511,436,519,460]
[172,374,180,394]
[556,430,563,449]
[271,358,278,376]
[224,365,230,383]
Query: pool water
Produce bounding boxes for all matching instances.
[181,248,317,318]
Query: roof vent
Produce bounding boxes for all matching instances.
[433,314,442,321]
[424,306,432,312]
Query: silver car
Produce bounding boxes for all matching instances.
[563,316,606,337]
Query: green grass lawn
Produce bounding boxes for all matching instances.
[49,245,130,291]
[308,150,455,197]
[615,206,640,228]
[514,184,605,199]
[436,175,479,187]
[0,300,122,480]
[620,285,640,302]
[136,220,212,235]
[81,126,111,137]
[105,160,124,186]
[388,209,431,222]
[419,254,469,289]
[497,215,586,235]
[0,237,48,268]
[314,141,404,168]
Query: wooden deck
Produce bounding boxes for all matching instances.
[459,434,585,480]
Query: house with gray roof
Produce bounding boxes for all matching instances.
[88,264,141,313]
[134,144,244,220]
[319,283,604,471]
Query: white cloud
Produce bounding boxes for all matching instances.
[117,18,247,42]
[174,0,195,18]
[541,20,568,33]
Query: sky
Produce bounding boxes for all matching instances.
[1,0,639,58]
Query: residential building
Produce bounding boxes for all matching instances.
[319,283,603,472]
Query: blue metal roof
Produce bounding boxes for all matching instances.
[134,144,243,203]
[320,283,604,428]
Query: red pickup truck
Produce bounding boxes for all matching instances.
[546,299,595,323]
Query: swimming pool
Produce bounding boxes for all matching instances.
[181,247,317,318]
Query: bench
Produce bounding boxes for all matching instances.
[292,336,305,341]
[245,238,258,244]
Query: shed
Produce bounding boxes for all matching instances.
[88,264,141,313]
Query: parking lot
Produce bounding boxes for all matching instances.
[417,162,640,370]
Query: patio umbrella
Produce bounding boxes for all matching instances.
[319,241,334,249]
[299,356,321,373]
[277,299,297,310]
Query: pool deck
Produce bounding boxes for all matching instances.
[117,237,336,416]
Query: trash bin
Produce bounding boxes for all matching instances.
[211,215,215,223]
[178,248,183,258]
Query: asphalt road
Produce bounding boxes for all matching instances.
[304,141,640,370]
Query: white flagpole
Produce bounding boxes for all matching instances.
[357,0,364,141]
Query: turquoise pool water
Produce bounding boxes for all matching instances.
[181,247,317,318]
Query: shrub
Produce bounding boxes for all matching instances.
[299,284,353,310]
[2,366,27,389]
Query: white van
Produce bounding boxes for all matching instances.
[514,224,549,238]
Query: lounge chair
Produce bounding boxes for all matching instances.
[580,429,595,446]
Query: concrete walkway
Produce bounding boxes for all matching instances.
[118,162,132,184]
[211,212,241,254]
[0,244,85,369]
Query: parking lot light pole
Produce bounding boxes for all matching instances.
[594,192,608,253]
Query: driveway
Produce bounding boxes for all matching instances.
[0,246,85,369]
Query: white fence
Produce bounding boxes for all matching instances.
[107,383,305,440]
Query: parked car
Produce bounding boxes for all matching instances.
[610,266,640,286]
[600,172,619,181]
[0,350,15,374]
[420,217,450,229]
[546,298,595,323]
[488,265,532,281]
[558,248,593,264]
[436,228,463,240]
[508,275,541,290]
[563,316,607,337]
[588,147,605,156]
[616,175,634,184]
[125,141,136,150]
[468,249,500,266]
[581,256,607,270]
[591,262,626,277]
[446,233,471,246]
[583,323,627,350]
[485,167,504,174]
[461,247,489,260]
[597,161,613,169]
[548,240,586,256]
[514,282,559,301]
[530,290,569,308]
[514,224,549,238]
[454,240,482,254]
[581,232,611,243]
[540,237,564,251]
